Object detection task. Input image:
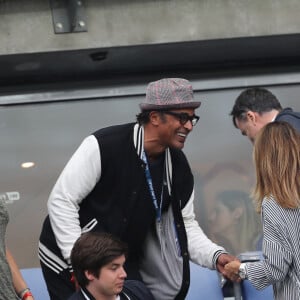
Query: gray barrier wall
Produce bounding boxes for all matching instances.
[1,0,300,55]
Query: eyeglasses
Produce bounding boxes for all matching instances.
[163,111,200,126]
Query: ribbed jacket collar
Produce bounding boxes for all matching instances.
[133,124,172,195]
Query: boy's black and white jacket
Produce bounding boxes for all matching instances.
[68,288,130,300]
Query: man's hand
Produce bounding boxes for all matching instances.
[216,254,241,282]
[224,260,242,282]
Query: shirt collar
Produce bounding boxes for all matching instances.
[133,123,172,194]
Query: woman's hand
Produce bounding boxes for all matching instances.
[224,260,241,282]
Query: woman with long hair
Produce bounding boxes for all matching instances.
[225,121,300,299]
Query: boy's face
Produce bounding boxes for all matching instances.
[86,254,127,298]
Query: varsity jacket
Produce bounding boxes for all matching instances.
[68,288,129,300]
[275,107,300,132]
[39,123,225,300]
[68,280,155,300]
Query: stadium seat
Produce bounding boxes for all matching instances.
[186,262,223,300]
[20,268,50,300]
[242,279,273,300]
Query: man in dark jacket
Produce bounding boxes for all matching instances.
[68,232,154,300]
[39,78,236,300]
[230,87,300,143]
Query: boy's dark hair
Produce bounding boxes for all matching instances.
[71,232,128,287]
[230,87,282,127]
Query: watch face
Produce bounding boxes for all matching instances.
[239,269,246,279]
[239,264,247,279]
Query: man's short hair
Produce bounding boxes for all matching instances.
[136,111,151,125]
[230,87,282,127]
[136,111,166,125]
[71,232,128,287]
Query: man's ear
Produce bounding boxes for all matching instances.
[246,111,257,124]
[149,111,161,126]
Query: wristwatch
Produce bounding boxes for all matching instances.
[238,263,248,279]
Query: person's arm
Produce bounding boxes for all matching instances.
[182,190,230,269]
[246,202,292,289]
[182,190,239,281]
[48,135,101,263]
[6,248,34,300]
[226,199,293,289]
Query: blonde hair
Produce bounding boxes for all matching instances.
[252,121,300,212]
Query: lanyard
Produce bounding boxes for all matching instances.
[142,151,164,222]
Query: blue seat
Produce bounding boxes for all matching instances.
[186,262,223,300]
[20,268,50,300]
[242,279,273,300]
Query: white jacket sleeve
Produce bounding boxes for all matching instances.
[183,190,226,269]
[48,135,101,263]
